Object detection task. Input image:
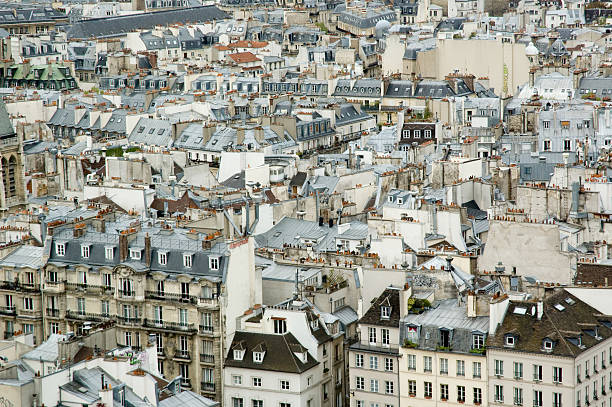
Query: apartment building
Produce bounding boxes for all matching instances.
[349,286,409,407]
[4,215,262,403]
[225,296,347,407]
[487,290,612,407]
[399,297,489,407]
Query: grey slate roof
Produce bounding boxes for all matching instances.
[0,101,15,138]
[0,245,45,269]
[129,117,173,147]
[66,6,228,39]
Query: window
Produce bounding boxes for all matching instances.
[440,384,448,400]
[281,380,289,390]
[101,301,109,316]
[356,376,364,390]
[414,130,421,138]
[368,355,378,370]
[252,400,263,407]
[253,351,264,363]
[252,377,262,387]
[402,130,409,138]
[440,358,448,374]
[424,356,432,372]
[56,243,65,256]
[356,354,364,367]
[183,254,192,268]
[407,354,416,370]
[381,328,390,345]
[473,334,484,349]
[130,249,141,260]
[457,360,465,376]
[81,245,90,258]
[105,246,114,260]
[385,358,393,371]
[473,362,481,378]
[424,382,432,398]
[543,139,551,151]
[543,120,550,129]
[514,387,523,406]
[158,252,167,265]
[553,366,563,383]
[179,308,187,326]
[209,257,219,270]
[370,379,379,393]
[586,360,590,377]
[77,298,85,315]
[533,364,542,381]
[381,306,391,319]
[398,379,412,396]
[23,297,33,311]
[48,270,57,283]
[495,385,504,402]
[50,322,59,334]
[533,390,542,407]
[368,327,377,344]
[233,375,242,385]
[274,319,287,334]
[505,336,515,347]
[564,139,571,151]
[474,388,482,405]
[514,362,523,379]
[495,359,504,376]
[425,130,432,138]
[385,381,394,395]
[103,273,111,287]
[457,386,465,403]
[553,393,562,407]
[232,398,244,407]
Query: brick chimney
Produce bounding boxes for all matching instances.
[144,233,151,267]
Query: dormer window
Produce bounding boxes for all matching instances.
[505,335,516,347]
[472,333,484,350]
[56,242,66,256]
[253,351,265,363]
[105,246,114,260]
[381,306,391,319]
[130,249,141,260]
[81,244,90,258]
[158,252,168,265]
[310,320,319,330]
[209,257,219,270]
[183,254,192,268]
[543,339,554,351]
[233,349,245,360]
[274,318,287,334]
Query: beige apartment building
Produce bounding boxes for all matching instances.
[487,289,612,407]
[399,297,489,407]
[349,286,410,407]
[0,215,261,404]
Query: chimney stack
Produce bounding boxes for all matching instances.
[144,233,151,267]
[536,301,543,320]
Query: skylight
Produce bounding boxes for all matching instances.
[554,304,565,312]
[513,307,527,315]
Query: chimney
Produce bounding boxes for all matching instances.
[93,216,106,233]
[467,292,476,317]
[73,223,86,238]
[144,233,151,267]
[328,218,334,228]
[399,283,412,317]
[119,232,128,262]
[445,257,453,272]
[101,373,106,389]
[536,301,543,320]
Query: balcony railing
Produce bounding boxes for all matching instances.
[46,308,59,317]
[117,316,142,326]
[142,319,196,333]
[118,289,135,298]
[65,283,114,294]
[200,382,215,392]
[0,281,39,293]
[0,306,16,316]
[174,350,191,360]
[145,291,197,304]
[200,354,214,364]
[65,310,111,322]
[199,325,214,334]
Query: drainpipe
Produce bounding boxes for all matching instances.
[244,197,250,236]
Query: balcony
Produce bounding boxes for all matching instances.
[200,382,215,393]
[118,289,135,298]
[197,297,219,309]
[200,354,214,364]
[18,309,40,318]
[65,283,114,295]
[0,281,39,293]
[44,280,63,292]
[180,378,191,388]
[142,319,196,334]
[0,306,16,316]
[65,310,111,323]
[46,308,60,317]
[174,350,191,360]
[116,316,142,327]
[145,291,197,304]
[199,325,214,335]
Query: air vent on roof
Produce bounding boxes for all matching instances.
[554,304,566,312]
[565,298,576,305]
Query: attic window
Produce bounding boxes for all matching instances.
[130,249,141,260]
[543,340,554,351]
[233,349,245,360]
[388,196,394,203]
[381,306,391,319]
[505,335,515,347]
[253,351,265,363]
